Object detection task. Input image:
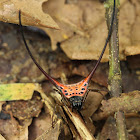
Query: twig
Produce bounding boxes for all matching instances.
[63,107,95,140]
[92,91,140,120]
[105,0,128,139]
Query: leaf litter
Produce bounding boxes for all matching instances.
[0,0,139,139]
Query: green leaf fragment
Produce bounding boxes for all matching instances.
[0,83,44,101]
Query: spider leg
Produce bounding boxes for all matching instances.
[82,89,90,104]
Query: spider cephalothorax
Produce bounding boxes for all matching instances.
[19,0,115,110]
[56,77,89,109]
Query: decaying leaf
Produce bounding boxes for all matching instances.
[0,83,44,101]
[3,93,43,120]
[0,117,32,140]
[36,119,62,140]
[42,0,140,61]
[126,117,140,139]
[0,0,59,29]
[81,90,106,118]
[29,112,52,140]
[99,117,118,140]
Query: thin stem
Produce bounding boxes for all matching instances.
[105,0,128,139]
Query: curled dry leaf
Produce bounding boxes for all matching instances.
[0,0,59,29]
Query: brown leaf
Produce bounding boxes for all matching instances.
[61,21,109,61]
[128,0,140,46]
[81,90,106,118]
[0,0,59,29]
[42,0,84,50]
[3,93,43,120]
[36,119,63,140]
[0,118,19,140]
[99,117,118,140]
[29,112,52,140]
[0,117,32,140]
[41,0,140,60]
[124,46,140,56]
[126,117,140,139]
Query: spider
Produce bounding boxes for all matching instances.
[19,0,115,110]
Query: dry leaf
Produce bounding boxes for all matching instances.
[3,93,43,120]
[0,118,32,140]
[42,0,84,50]
[42,0,140,61]
[126,117,140,139]
[99,117,118,140]
[36,119,62,140]
[0,134,6,140]
[124,46,140,56]
[29,112,52,140]
[81,91,105,118]
[0,0,59,29]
